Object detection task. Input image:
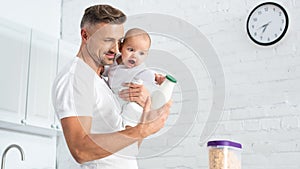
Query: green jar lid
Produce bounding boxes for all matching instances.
[166,75,177,83]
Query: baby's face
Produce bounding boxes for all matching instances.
[120,35,150,68]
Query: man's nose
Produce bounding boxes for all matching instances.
[110,41,120,54]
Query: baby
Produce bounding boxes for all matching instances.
[107,28,165,127]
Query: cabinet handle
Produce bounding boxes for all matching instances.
[20,119,27,125]
[56,125,60,130]
[51,124,55,129]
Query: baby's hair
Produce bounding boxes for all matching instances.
[123,28,151,46]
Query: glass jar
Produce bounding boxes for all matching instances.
[207,140,242,169]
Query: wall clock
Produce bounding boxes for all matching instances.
[246,2,289,46]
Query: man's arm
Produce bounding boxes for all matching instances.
[61,98,172,164]
[61,116,140,163]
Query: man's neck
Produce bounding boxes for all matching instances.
[77,45,104,76]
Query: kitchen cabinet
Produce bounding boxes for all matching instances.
[0,19,31,124]
[0,19,60,134]
[25,30,58,129]
[57,39,77,72]
[0,129,56,169]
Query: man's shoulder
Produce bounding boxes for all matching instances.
[55,57,95,86]
[54,58,77,86]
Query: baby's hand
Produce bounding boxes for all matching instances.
[155,73,165,85]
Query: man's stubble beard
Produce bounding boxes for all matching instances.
[101,56,115,66]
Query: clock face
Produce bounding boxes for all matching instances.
[246,2,289,46]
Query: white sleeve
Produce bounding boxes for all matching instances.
[52,66,94,120]
[52,75,73,119]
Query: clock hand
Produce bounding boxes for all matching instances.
[257,21,272,34]
[257,21,272,31]
[262,24,268,33]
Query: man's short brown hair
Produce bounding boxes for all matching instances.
[80,4,126,28]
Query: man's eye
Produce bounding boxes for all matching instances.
[139,52,145,56]
[127,48,134,52]
[104,39,114,42]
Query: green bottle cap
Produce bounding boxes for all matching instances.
[166,75,177,83]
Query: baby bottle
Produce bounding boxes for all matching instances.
[150,74,177,110]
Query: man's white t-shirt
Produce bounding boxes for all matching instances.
[52,57,138,169]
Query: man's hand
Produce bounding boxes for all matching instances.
[119,83,150,107]
[136,97,172,138]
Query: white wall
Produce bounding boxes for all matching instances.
[0,0,62,38]
[61,0,300,169]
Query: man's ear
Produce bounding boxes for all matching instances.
[81,29,88,41]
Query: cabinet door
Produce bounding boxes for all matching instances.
[57,39,77,73]
[0,19,31,124]
[26,30,58,129]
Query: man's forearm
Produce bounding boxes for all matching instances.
[62,98,171,164]
[61,116,142,164]
[71,125,142,163]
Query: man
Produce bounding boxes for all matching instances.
[52,4,172,169]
